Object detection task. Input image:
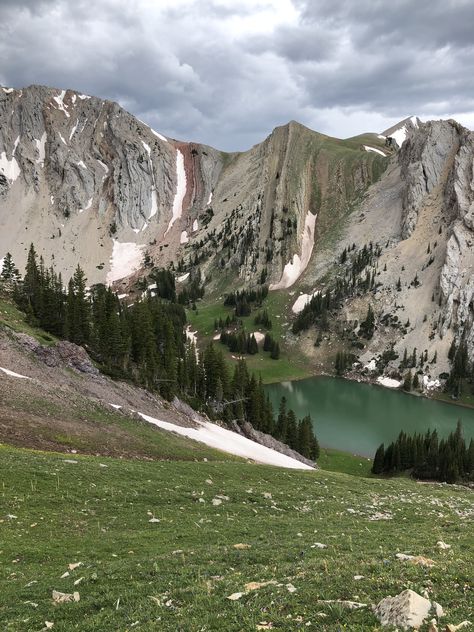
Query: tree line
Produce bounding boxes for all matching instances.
[372,422,474,483]
[1,246,319,461]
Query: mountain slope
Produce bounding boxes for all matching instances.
[0,85,387,289]
[2,83,474,381]
[1,444,472,630]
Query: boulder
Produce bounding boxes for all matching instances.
[374,589,443,630]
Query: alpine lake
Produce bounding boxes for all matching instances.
[265,376,474,458]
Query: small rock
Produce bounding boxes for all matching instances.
[227,592,243,601]
[212,498,222,506]
[244,580,277,592]
[68,562,82,571]
[437,541,451,550]
[52,590,80,603]
[233,543,251,550]
[354,575,364,581]
[396,553,435,567]
[148,518,160,523]
[445,623,471,632]
[286,583,297,593]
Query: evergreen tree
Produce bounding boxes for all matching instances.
[372,444,385,474]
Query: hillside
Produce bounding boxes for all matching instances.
[1,445,472,631]
[3,84,474,391]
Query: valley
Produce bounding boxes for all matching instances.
[1,82,474,631]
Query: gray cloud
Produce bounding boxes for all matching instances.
[0,0,473,150]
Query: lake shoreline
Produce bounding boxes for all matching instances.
[276,366,474,412]
[265,374,474,459]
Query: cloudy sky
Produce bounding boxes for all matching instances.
[1,0,473,151]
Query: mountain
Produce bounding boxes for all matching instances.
[0,85,386,288]
[1,83,474,382]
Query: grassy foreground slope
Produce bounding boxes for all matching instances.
[1,446,472,631]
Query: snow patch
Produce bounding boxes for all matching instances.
[53,90,70,117]
[69,120,79,140]
[138,412,314,469]
[77,160,87,170]
[185,326,198,346]
[79,197,93,213]
[292,291,319,314]
[78,94,91,100]
[2,87,14,94]
[363,145,386,157]
[251,332,265,344]
[35,132,47,166]
[422,375,441,390]
[192,219,198,232]
[270,211,317,290]
[365,359,377,372]
[207,190,213,206]
[165,149,187,234]
[0,366,30,380]
[180,230,189,244]
[177,272,190,283]
[388,124,412,148]
[377,376,401,389]
[151,129,168,143]
[58,132,67,145]
[107,240,145,284]
[0,151,20,182]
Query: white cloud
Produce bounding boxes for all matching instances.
[0,0,473,150]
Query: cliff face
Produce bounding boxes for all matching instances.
[0,85,222,284]
[0,85,387,288]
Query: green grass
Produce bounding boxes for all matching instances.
[316,448,373,477]
[0,295,57,345]
[187,291,313,384]
[0,445,472,631]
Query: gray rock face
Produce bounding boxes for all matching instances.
[230,420,316,468]
[0,85,222,285]
[14,332,99,374]
[399,120,461,238]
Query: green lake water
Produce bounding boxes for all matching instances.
[265,376,474,458]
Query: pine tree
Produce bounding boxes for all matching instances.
[372,444,385,474]
[0,252,20,289]
[276,397,288,440]
[403,371,412,391]
[270,341,280,360]
[413,372,420,389]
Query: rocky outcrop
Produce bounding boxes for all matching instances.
[14,332,99,375]
[230,420,316,468]
[399,120,461,238]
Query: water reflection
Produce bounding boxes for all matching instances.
[265,377,474,457]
